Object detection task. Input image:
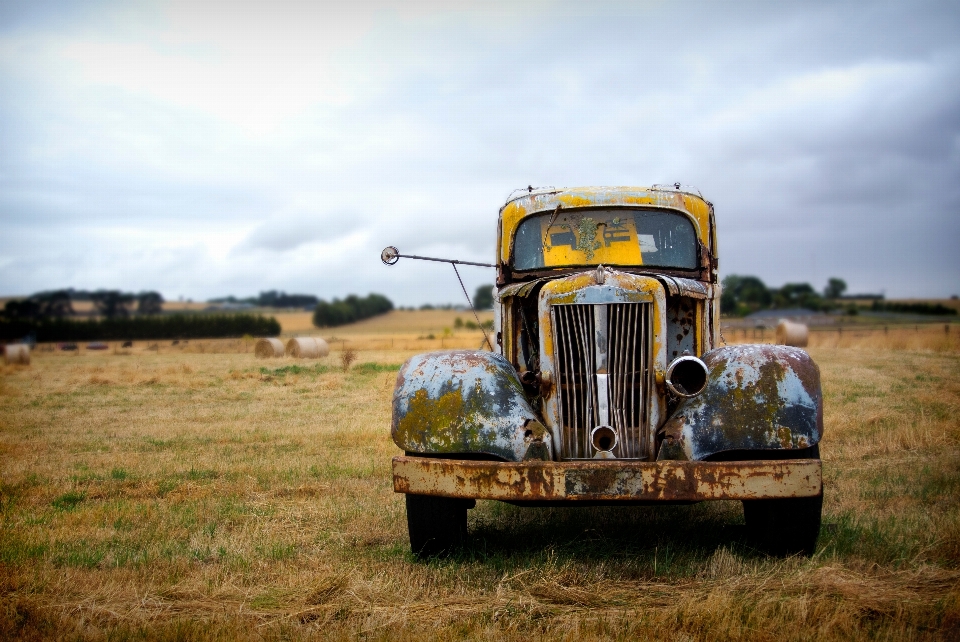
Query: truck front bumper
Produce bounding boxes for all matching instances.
[393,456,822,502]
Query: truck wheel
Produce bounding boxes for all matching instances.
[405,494,468,558]
[736,444,822,556]
[743,492,822,556]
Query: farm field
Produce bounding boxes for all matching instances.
[274,309,495,343]
[1,327,959,640]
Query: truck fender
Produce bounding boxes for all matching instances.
[392,351,552,462]
[658,345,823,461]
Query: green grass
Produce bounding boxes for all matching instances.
[51,490,86,511]
[352,362,402,373]
[0,347,957,640]
[259,364,330,376]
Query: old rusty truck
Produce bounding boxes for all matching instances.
[386,186,823,557]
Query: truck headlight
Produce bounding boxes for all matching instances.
[666,356,708,398]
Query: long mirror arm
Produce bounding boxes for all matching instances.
[381,246,495,268]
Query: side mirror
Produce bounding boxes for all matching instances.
[381,246,400,265]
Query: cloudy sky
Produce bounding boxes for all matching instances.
[1,0,958,305]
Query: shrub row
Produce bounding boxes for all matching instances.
[312,293,393,328]
[0,314,281,342]
[870,301,957,316]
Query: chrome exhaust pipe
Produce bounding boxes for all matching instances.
[666,355,709,398]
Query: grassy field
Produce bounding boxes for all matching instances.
[275,309,495,346]
[1,324,959,640]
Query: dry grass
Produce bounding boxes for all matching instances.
[725,323,960,353]
[274,309,495,338]
[1,332,959,640]
[340,348,358,372]
[280,309,495,350]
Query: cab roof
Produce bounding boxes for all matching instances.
[498,186,713,265]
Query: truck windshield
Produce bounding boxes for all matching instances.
[512,208,698,271]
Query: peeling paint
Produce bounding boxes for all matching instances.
[537,269,668,458]
[390,186,824,509]
[393,456,822,501]
[499,187,713,265]
[667,295,697,359]
[659,345,823,461]
[392,351,552,461]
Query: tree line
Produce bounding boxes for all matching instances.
[0,314,280,343]
[208,290,319,308]
[312,294,394,328]
[721,276,954,316]
[720,276,838,316]
[2,289,164,320]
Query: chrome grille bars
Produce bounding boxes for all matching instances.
[552,302,651,459]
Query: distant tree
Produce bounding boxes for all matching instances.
[1,291,73,320]
[33,290,75,317]
[473,284,494,310]
[257,290,280,307]
[823,278,847,299]
[720,275,771,315]
[312,293,393,328]
[0,313,281,342]
[257,290,319,308]
[207,295,258,305]
[61,288,94,301]
[137,291,164,315]
[871,301,957,316]
[2,298,42,320]
[90,290,134,318]
[773,283,823,310]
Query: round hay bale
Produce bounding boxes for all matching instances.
[285,337,330,359]
[776,319,809,347]
[4,343,30,365]
[255,338,285,358]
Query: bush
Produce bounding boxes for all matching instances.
[0,314,281,342]
[871,301,957,316]
[720,275,772,316]
[313,293,393,328]
[473,284,494,310]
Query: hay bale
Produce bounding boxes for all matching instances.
[776,319,809,347]
[4,343,30,365]
[286,337,330,359]
[255,338,285,358]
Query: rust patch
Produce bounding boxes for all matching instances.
[393,456,822,501]
[777,426,794,449]
[657,416,688,461]
[669,345,822,460]
[392,351,552,461]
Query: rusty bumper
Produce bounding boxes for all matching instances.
[393,456,821,502]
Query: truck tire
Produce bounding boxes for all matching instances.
[742,445,822,556]
[743,493,822,556]
[405,494,468,558]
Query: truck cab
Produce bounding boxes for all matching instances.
[390,186,823,557]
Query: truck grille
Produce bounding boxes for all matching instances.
[551,302,652,459]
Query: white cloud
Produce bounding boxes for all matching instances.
[1,0,959,302]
